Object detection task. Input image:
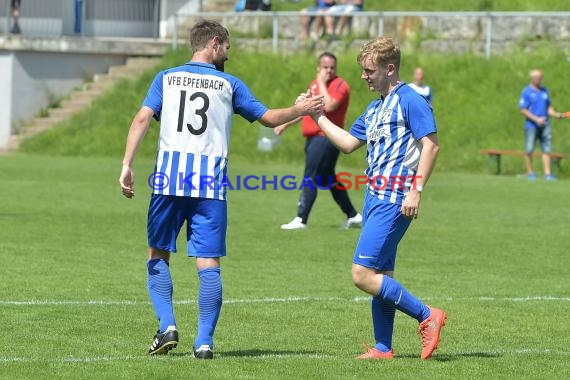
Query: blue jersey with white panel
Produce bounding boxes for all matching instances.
[143,62,268,200]
[519,85,550,129]
[407,83,432,105]
[349,82,437,205]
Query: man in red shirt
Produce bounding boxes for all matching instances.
[275,52,362,230]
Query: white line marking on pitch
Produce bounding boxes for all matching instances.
[0,349,567,364]
[0,296,568,306]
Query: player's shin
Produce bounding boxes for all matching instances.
[195,267,223,349]
[147,259,176,332]
[372,297,396,352]
[378,275,430,323]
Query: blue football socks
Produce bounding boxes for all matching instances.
[147,259,176,333]
[371,296,396,352]
[194,267,223,349]
[377,275,431,323]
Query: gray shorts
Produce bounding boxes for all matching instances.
[524,125,551,154]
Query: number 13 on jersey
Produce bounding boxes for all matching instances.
[177,90,210,135]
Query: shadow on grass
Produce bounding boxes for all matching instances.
[167,349,321,359]
[220,349,321,358]
[167,350,502,361]
[383,351,502,362]
[430,351,503,362]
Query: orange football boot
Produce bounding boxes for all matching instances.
[418,306,447,360]
[357,344,394,360]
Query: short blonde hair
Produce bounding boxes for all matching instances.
[357,37,401,69]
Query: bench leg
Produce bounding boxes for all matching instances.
[553,157,561,172]
[487,154,501,175]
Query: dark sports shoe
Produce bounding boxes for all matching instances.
[148,328,178,355]
[193,344,214,359]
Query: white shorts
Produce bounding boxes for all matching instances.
[328,5,362,14]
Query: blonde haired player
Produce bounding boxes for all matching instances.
[305,37,446,359]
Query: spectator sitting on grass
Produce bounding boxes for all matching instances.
[300,0,336,40]
[235,0,272,11]
[324,0,363,39]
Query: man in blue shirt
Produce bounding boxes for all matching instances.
[307,37,446,360]
[119,20,323,359]
[519,69,567,181]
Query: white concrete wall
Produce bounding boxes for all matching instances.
[160,0,199,38]
[0,53,13,147]
[0,50,125,147]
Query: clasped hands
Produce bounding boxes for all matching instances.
[294,89,324,118]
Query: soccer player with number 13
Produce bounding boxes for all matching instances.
[119,20,323,359]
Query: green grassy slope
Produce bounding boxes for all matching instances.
[21,46,570,175]
[0,155,568,378]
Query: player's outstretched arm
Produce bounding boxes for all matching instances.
[119,106,154,199]
[313,112,365,154]
[548,106,567,119]
[274,116,302,136]
[258,95,324,128]
[401,133,440,219]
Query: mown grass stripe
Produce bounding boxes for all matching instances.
[0,296,568,306]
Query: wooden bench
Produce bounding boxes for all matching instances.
[479,149,566,174]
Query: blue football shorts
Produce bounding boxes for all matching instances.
[147,194,227,257]
[353,192,412,271]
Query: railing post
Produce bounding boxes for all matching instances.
[3,0,10,36]
[272,13,278,53]
[153,0,160,39]
[485,12,492,59]
[378,12,384,36]
[172,13,178,50]
[81,0,87,36]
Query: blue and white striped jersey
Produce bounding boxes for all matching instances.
[349,82,437,205]
[143,62,268,200]
[408,83,433,105]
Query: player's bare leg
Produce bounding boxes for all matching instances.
[148,248,169,260]
[147,248,178,355]
[352,264,446,360]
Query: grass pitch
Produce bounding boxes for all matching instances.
[0,155,568,379]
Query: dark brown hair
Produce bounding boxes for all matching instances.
[190,20,229,52]
[318,52,337,63]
